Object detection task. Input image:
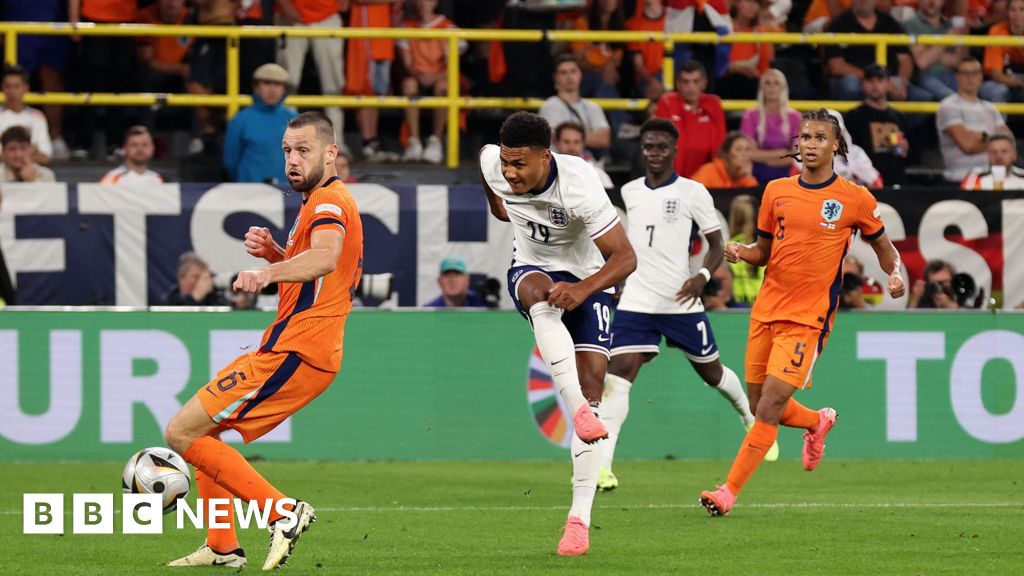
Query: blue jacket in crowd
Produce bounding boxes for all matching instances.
[223,92,297,183]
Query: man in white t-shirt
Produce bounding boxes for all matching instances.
[480,111,636,557]
[538,55,611,154]
[961,133,1024,190]
[937,57,1012,182]
[599,119,777,492]
[0,65,52,164]
[100,126,164,185]
[553,121,614,190]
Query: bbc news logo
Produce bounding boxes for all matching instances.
[23,494,298,534]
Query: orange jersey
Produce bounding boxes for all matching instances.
[401,16,458,75]
[752,174,884,331]
[259,177,364,372]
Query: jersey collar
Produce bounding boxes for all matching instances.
[530,156,558,195]
[644,172,679,190]
[301,176,341,204]
[798,172,837,190]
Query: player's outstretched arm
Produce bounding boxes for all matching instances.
[725,235,771,267]
[233,229,343,293]
[548,223,636,310]
[478,147,510,222]
[867,231,906,299]
[677,229,724,306]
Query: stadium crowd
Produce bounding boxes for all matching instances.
[0,0,1023,310]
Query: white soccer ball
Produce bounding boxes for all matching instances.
[121,447,191,514]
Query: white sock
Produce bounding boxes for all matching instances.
[599,374,632,472]
[529,302,587,416]
[709,365,754,426]
[568,404,600,526]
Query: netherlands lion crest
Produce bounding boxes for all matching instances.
[548,206,568,228]
[821,199,844,223]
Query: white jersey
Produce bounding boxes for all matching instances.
[617,173,721,314]
[0,106,52,158]
[479,144,620,284]
[100,165,164,185]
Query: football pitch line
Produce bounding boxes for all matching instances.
[2,501,1021,516]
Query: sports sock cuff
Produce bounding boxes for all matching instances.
[747,420,779,449]
[605,373,633,392]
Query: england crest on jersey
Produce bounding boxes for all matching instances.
[663,197,680,222]
[821,199,843,222]
[548,206,569,228]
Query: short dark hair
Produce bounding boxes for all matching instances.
[554,121,585,142]
[678,60,707,79]
[123,125,150,143]
[639,118,679,141]
[1,65,28,84]
[957,56,982,71]
[924,259,954,279]
[988,132,1016,147]
[553,54,580,73]
[499,111,551,149]
[287,111,335,144]
[719,131,751,157]
[1,125,31,146]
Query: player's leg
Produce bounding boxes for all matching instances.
[600,310,661,487]
[560,350,608,557]
[401,75,423,161]
[516,271,606,442]
[309,15,346,143]
[167,430,247,568]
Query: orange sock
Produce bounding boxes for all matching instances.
[195,469,239,554]
[780,398,820,430]
[725,420,778,496]
[183,436,290,523]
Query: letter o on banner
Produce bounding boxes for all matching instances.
[950,330,1024,443]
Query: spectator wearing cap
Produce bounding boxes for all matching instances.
[961,133,1024,190]
[844,64,910,187]
[223,64,298,183]
[0,126,55,183]
[425,257,488,308]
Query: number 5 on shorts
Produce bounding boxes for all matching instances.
[791,342,806,367]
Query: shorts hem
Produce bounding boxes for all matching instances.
[610,345,660,357]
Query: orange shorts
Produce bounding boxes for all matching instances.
[745,318,829,389]
[198,351,336,443]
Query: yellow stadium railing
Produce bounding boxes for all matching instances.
[2,22,1024,168]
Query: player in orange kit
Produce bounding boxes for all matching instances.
[164,111,363,569]
[699,109,905,517]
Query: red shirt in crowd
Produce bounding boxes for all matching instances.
[654,91,726,177]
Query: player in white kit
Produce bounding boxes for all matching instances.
[598,119,778,491]
[479,112,637,556]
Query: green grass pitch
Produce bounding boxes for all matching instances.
[2,460,1022,575]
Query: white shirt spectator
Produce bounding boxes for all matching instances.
[0,106,52,158]
[538,97,610,144]
[937,93,1006,182]
[100,165,164,185]
[961,165,1024,190]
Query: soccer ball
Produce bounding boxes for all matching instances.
[121,447,191,514]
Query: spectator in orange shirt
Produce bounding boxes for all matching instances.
[980,0,1024,103]
[136,0,192,129]
[398,0,466,165]
[276,0,347,144]
[569,0,626,132]
[347,0,403,162]
[717,0,773,99]
[690,132,759,189]
[625,0,666,100]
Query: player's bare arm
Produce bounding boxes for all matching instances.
[478,147,510,222]
[234,229,343,293]
[548,223,636,310]
[867,231,906,299]
[677,229,724,306]
[244,226,286,263]
[725,235,771,267]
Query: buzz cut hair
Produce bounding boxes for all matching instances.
[1,64,27,84]
[123,125,151,143]
[287,111,336,145]
[499,111,551,149]
[639,118,679,141]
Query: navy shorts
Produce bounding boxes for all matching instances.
[508,265,613,357]
[609,310,720,363]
